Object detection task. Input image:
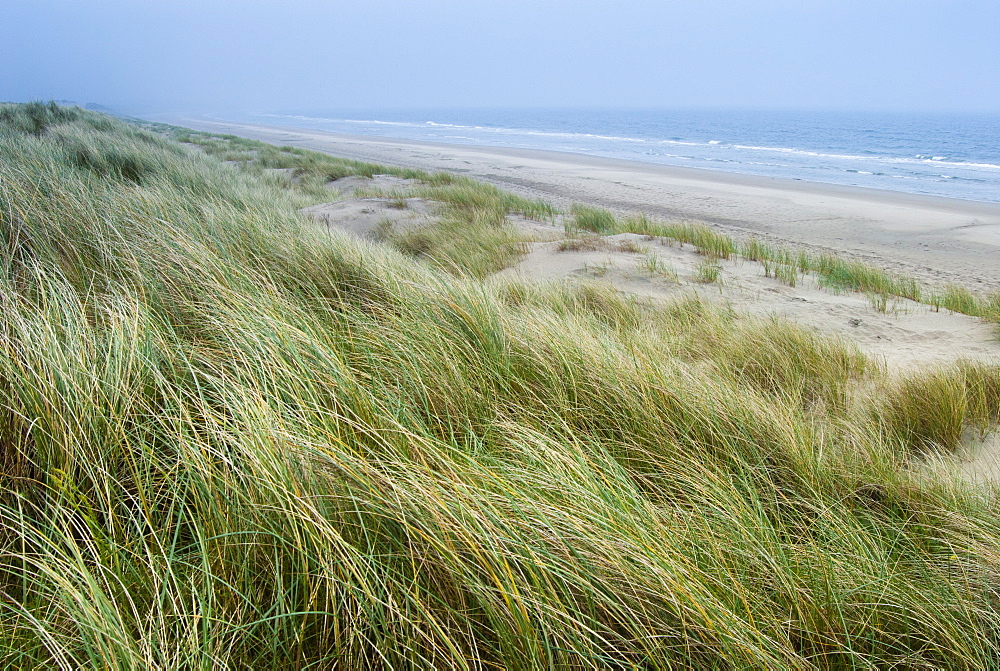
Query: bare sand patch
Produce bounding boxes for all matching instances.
[953,430,1000,485]
[498,231,1000,371]
[300,197,440,240]
[325,174,421,197]
[923,429,1000,488]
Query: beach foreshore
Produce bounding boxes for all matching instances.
[150,114,1000,289]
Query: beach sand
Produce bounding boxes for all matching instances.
[156,115,1000,291]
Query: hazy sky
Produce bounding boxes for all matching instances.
[3,0,998,113]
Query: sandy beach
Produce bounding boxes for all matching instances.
[155,115,1000,291]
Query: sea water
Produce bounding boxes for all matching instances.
[226,108,1000,204]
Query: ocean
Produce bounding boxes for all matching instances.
[225,108,1000,204]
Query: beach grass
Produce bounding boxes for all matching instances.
[2,103,1000,668]
[167,128,1000,322]
[696,258,722,283]
[558,204,997,321]
[166,126,550,278]
[637,251,678,280]
[570,203,618,233]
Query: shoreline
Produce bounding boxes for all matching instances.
[149,114,1000,289]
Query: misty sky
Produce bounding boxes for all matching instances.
[3,0,998,113]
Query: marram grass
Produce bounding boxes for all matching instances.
[582,204,999,319]
[0,103,1000,669]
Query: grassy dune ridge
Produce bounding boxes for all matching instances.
[169,125,553,278]
[166,123,1000,320]
[568,207,1000,320]
[1,102,1000,668]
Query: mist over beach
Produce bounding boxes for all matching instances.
[7,0,997,204]
[4,1,1000,668]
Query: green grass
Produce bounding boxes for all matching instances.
[775,263,799,287]
[557,234,606,252]
[696,258,722,284]
[637,251,678,280]
[875,363,1000,452]
[621,216,737,259]
[570,203,618,233]
[741,236,777,263]
[392,210,529,278]
[1,103,1000,668]
[813,255,922,301]
[169,127,458,199]
[392,179,549,277]
[931,283,989,316]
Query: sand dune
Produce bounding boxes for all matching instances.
[152,116,1000,481]
[152,115,1000,370]
[156,115,1000,291]
[297,187,999,481]
[157,115,1000,370]
[147,113,1000,373]
[290,182,1000,373]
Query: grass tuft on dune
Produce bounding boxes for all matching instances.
[575,203,1000,321]
[1,103,1000,668]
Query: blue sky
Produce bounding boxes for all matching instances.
[3,0,998,112]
